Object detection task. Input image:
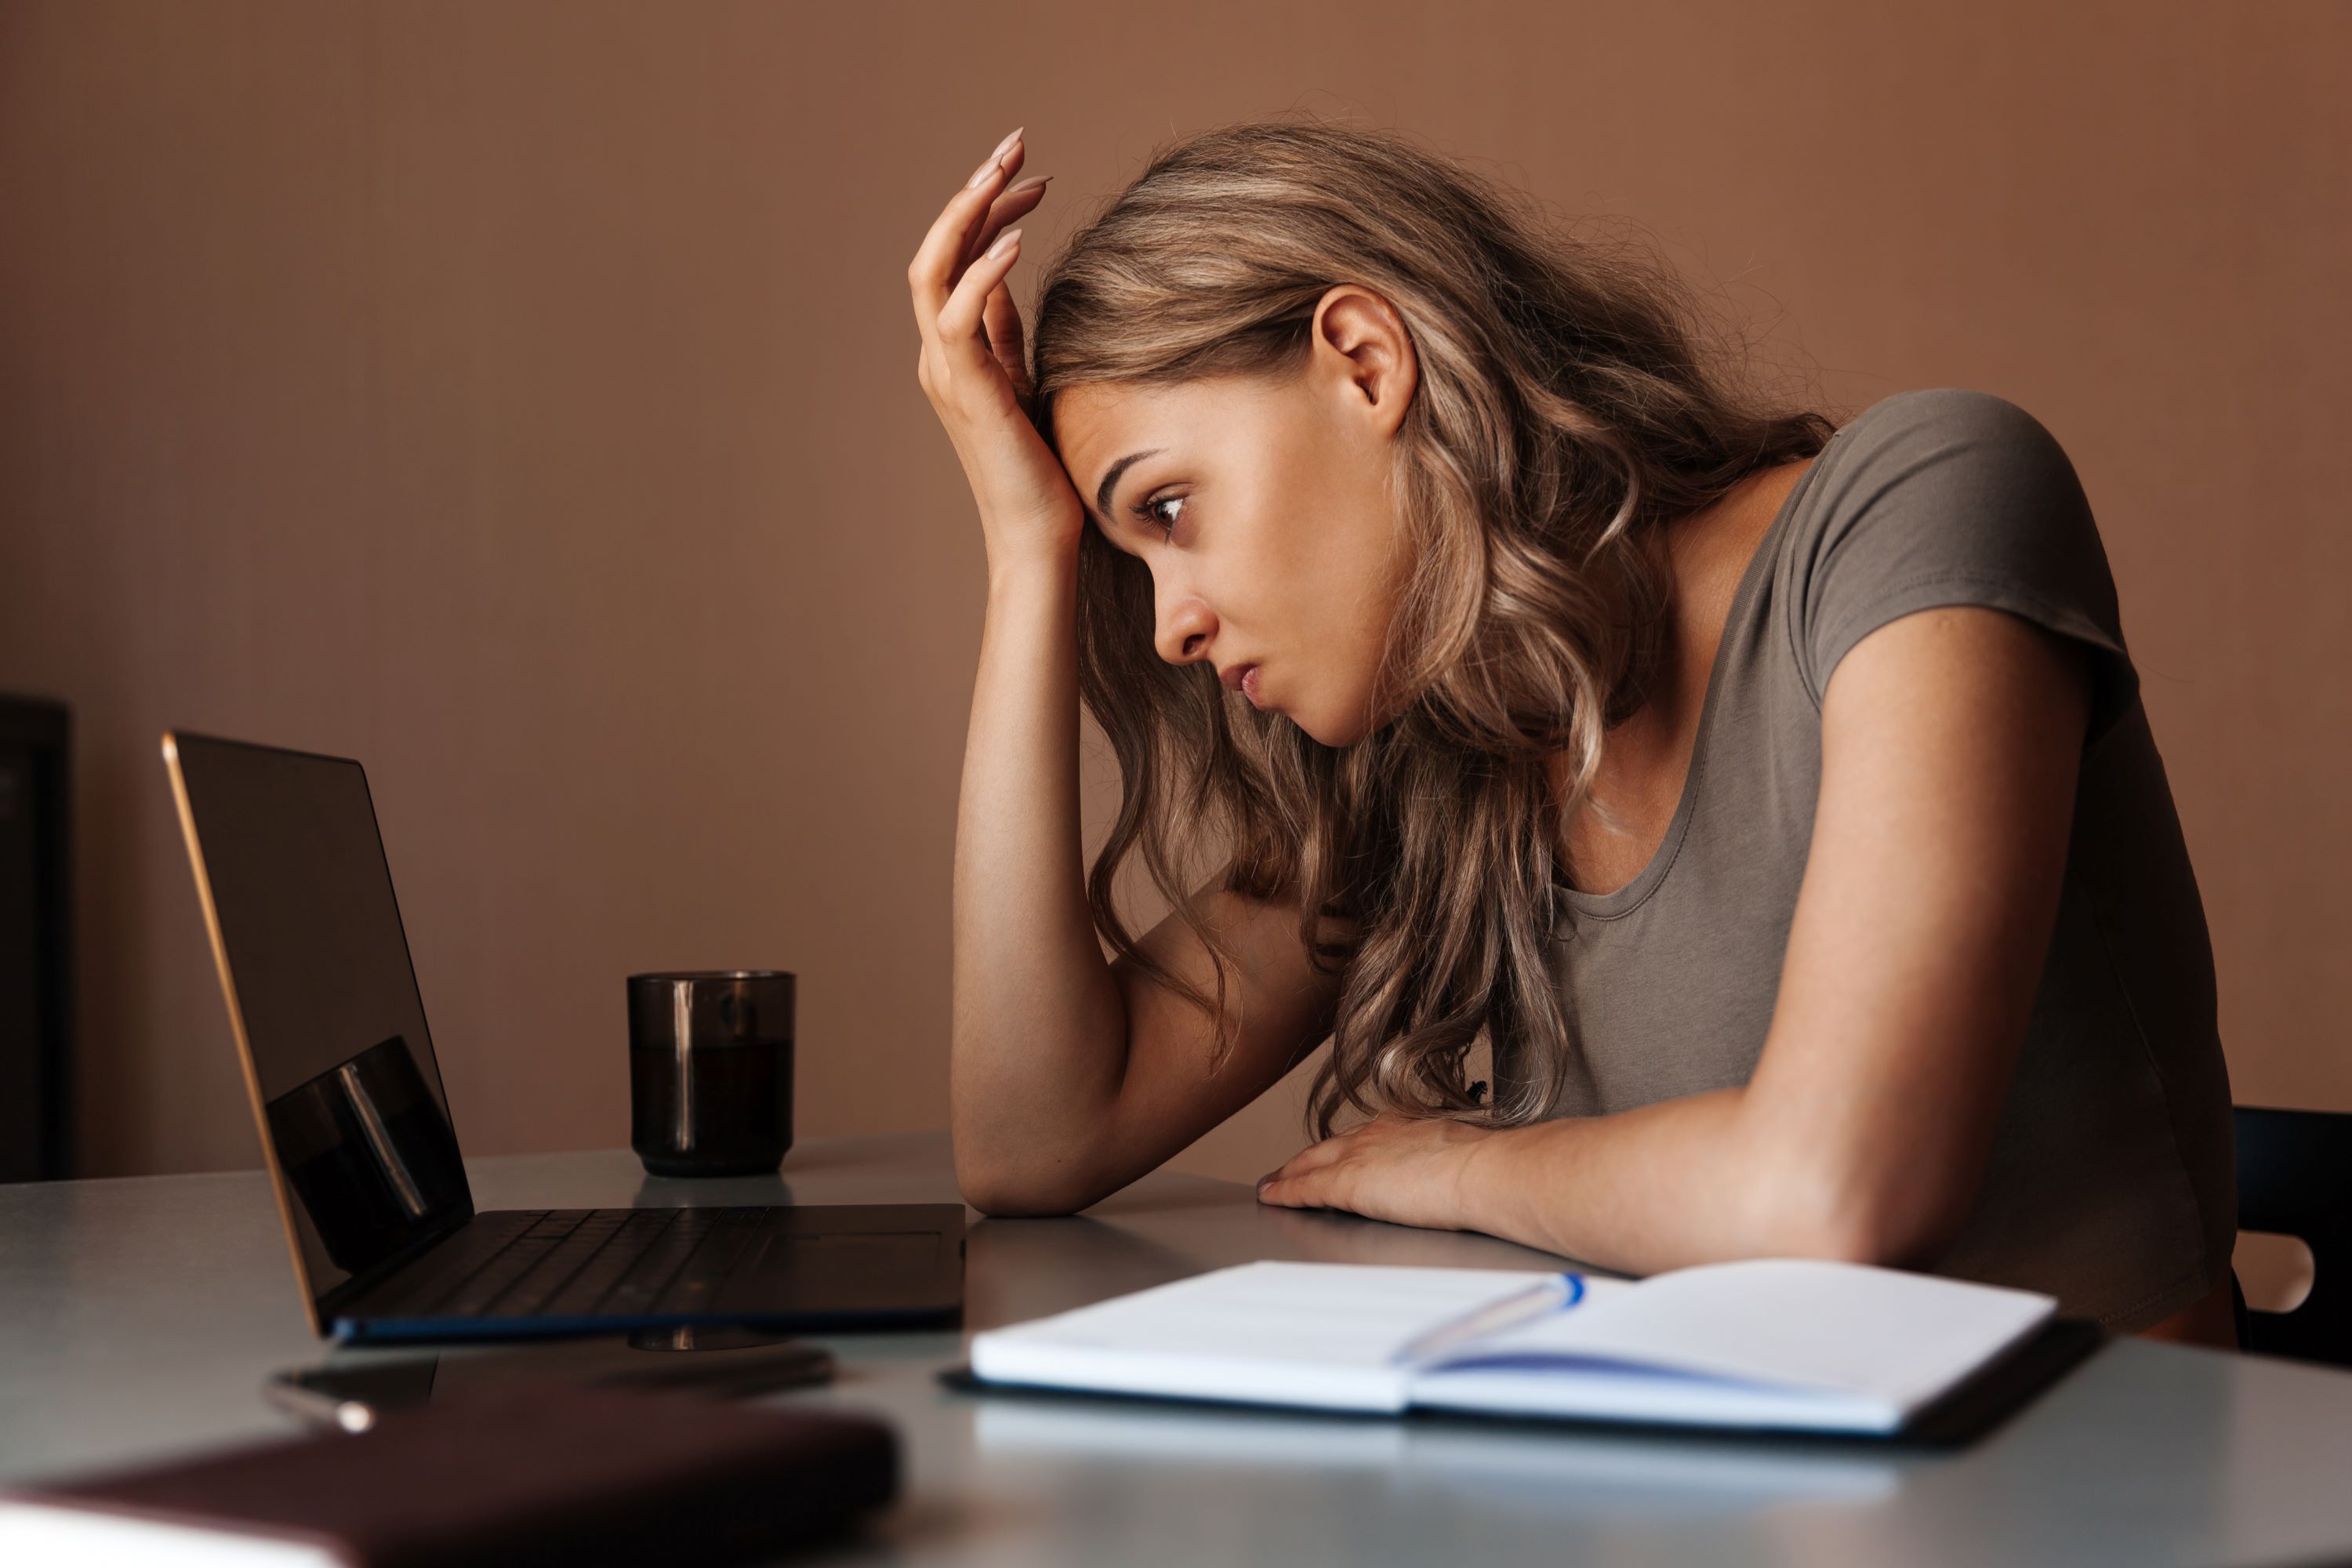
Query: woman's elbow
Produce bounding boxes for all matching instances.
[956,1175,1090,1219]
[951,1142,1105,1218]
[1752,1151,1974,1269]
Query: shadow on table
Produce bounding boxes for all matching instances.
[970,1391,1912,1515]
[966,1214,1205,1328]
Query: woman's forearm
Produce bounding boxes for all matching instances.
[948,556,1129,1203]
[1260,1078,1955,1276]
[1452,1086,1929,1277]
[1452,1091,1768,1274]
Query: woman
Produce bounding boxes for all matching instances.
[907,120,2238,1345]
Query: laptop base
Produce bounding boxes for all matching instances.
[326,1201,966,1345]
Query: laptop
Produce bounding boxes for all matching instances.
[162,730,964,1343]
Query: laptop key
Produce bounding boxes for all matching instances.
[497,1211,636,1318]
[594,1212,729,1316]
[434,1212,590,1317]
[537,1210,681,1318]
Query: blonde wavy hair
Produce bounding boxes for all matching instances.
[1029,120,1835,1137]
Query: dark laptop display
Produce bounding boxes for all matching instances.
[169,739,470,1301]
[164,731,964,1341]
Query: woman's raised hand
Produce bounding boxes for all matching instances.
[909,128,1085,574]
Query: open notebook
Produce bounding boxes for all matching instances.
[964,1258,2075,1439]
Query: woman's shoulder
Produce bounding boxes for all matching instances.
[1824,387,2076,477]
[1776,385,2132,727]
[1794,386,2097,554]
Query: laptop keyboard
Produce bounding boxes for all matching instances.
[348,1207,771,1323]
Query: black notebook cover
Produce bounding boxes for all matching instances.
[2,1385,897,1566]
[942,1316,2106,1451]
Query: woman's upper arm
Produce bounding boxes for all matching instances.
[1076,877,1345,1202]
[1741,602,2094,1263]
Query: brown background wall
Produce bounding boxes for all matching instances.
[1,3,2345,1211]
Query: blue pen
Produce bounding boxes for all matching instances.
[1391,1272,1586,1367]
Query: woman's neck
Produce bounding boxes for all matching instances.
[1553,459,1815,888]
[1640,459,1814,729]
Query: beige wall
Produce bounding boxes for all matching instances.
[1,2,2346,1196]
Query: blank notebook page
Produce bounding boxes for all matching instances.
[969,1261,1566,1411]
[1430,1257,2055,1415]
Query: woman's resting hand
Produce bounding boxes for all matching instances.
[1255,1112,1499,1233]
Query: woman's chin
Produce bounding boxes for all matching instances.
[1294,688,1416,749]
[1292,706,1375,750]
[1255,674,1385,748]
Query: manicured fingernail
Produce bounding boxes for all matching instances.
[966,151,1004,190]
[992,125,1025,158]
[1256,1172,1276,1192]
[1006,174,1051,196]
[986,226,1022,260]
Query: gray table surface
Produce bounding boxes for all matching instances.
[5,1130,2352,1566]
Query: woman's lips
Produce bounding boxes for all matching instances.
[1219,662,1265,709]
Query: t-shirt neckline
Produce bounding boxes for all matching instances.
[1558,441,1838,923]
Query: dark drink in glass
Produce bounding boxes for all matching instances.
[628,971,794,1178]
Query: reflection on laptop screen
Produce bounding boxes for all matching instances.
[169,735,471,1305]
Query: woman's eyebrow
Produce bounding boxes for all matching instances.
[1093,448,1163,523]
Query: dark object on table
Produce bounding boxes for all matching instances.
[0,1384,896,1566]
[630,970,796,1178]
[2234,1105,2352,1367]
[268,1327,835,1430]
[0,694,70,1182]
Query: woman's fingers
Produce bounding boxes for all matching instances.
[1259,1131,1355,1190]
[909,131,1051,409]
[908,127,1025,332]
[946,140,1031,294]
[983,281,1032,404]
[905,129,1090,564]
[1260,1131,1368,1207]
[938,226,1023,350]
[962,174,1051,274]
[1258,1163,1337,1208]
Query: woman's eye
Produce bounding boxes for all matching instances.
[1138,494,1186,538]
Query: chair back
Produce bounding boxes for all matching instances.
[2234,1105,2352,1367]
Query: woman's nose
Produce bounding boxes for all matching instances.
[1154,590,1217,667]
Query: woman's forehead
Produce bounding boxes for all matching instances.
[1054,379,1177,447]
[1055,376,1279,470]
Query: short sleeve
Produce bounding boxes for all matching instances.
[1792,387,2140,745]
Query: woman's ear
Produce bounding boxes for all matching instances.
[1311,285,1418,439]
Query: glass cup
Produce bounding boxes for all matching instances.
[627,970,795,1178]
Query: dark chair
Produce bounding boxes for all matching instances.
[0,694,71,1181]
[2232,1105,2351,1367]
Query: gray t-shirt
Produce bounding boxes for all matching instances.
[1526,387,2234,1331]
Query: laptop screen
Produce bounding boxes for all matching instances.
[168,733,471,1310]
